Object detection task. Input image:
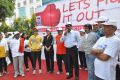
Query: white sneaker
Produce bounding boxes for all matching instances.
[32,70,36,74]
[56,71,60,75]
[66,72,69,76]
[21,74,25,77]
[39,69,42,74]
[14,74,18,78]
[79,67,82,69]
[84,68,88,70]
[0,73,3,77]
[26,68,29,71]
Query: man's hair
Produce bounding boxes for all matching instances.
[84,24,92,30]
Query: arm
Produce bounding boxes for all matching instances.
[75,31,81,48]
[91,49,110,61]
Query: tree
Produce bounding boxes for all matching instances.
[30,14,36,29]
[0,21,14,32]
[0,0,15,22]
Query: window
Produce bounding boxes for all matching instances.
[23,1,26,6]
[30,7,34,16]
[18,3,20,7]
[19,7,26,18]
[30,0,33,3]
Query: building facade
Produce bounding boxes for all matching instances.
[14,0,42,19]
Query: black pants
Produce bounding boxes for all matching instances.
[66,46,79,77]
[8,48,13,64]
[44,48,54,72]
[24,51,33,69]
[0,57,7,73]
[31,51,41,70]
[78,51,87,68]
[56,54,68,72]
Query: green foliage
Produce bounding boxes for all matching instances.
[0,21,14,32]
[13,14,36,36]
[0,0,15,21]
[30,14,36,29]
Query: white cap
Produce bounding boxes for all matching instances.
[46,28,51,32]
[66,22,72,25]
[80,29,85,32]
[14,31,19,35]
[96,16,109,22]
[57,27,63,31]
[92,22,98,25]
[102,20,117,27]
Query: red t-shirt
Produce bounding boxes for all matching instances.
[56,34,66,54]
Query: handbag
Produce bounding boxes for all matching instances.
[6,57,11,66]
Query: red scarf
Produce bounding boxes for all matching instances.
[19,38,24,53]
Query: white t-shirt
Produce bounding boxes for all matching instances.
[10,38,24,57]
[24,39,31,52]
[93,35,120,80]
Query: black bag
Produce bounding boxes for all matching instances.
[116,64,120,80]
[116,56,120,80]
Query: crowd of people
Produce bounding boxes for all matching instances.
[0,16,120,80]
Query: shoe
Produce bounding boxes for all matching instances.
[26,68,29,71]
[56,71,61,75]
[21,74,25,77]
[32,70,36,74]
[14,74,18,78]
[75,77,79,80]
[79,67,82,69]
[39,69,42,74]
[84,68,88,70]
[0,73,3,77]
[3,71,9,74]
[66,72,69,76]
[49,71,54,74]
[66,74,73,79]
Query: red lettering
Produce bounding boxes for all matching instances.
[76,0,83,10]
[86,11,94,21]
[77,12,84,22]
[97,0,104,6]
[94,9,104,18]
[63,4,68,13]
[63,14,72,23]
[69,2,76,11]
[110,0,118,3]
[84,0,90,9]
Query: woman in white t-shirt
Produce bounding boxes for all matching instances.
[91,21,120,80]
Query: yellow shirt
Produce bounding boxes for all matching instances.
[28,35,42,51]
[0,46,6,58]
[0,39,8,58]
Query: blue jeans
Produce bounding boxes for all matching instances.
[85,54,95,80]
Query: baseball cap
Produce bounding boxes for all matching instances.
[80,29,85,32]
[96,16,109,22]
[57,27,63,31]
[102,20,117,28]
[92,22,98,26]
[65,22,72,26]
[46,28,51,32]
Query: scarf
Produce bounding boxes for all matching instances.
[19,37,24,53]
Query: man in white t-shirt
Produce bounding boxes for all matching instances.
[91,20,120,80]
